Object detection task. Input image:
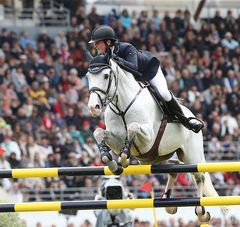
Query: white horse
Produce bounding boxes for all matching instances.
[86,54,228,222]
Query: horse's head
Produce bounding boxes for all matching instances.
[87,53,117,117]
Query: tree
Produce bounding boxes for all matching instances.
[0,189,26,227]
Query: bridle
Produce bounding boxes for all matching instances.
[88,63,118,107]
[88,62,148,146]
[88,59,168,162]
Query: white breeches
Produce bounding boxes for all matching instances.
[150,67,172,101]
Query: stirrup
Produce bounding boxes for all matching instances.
[187,117,204,133]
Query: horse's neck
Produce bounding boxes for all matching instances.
[114,67,140,109]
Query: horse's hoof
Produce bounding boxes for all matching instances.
[165,207,177,214]
[108,160,118,173]
[113,165,123,175]
[221,206,229,215]
[195,206,205,216]
[198,211,211,223]
[118,155,130,168]
[102,156,110,164]
[120,153,128,159]
[121,159,130,168]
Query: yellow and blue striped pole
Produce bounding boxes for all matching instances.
[0,162,239,179]
[0,196,239,212]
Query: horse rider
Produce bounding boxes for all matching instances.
[88,25,204,133]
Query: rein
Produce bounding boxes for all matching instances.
[109,82,148,133]
[89,62,148,145]
[108,73,148,155]
[89,61,168,161]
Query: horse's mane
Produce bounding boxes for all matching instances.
[88,55,139,89]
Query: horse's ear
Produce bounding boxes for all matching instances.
[105,47,112,64]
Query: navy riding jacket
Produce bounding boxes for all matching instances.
[113,42,160,81]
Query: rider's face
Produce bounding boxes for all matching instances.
[94,40,106,55]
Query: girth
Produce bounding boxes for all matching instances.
[136,118,168,163]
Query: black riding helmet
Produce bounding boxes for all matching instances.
[88,25,117,44]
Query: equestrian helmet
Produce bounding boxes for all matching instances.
[89,25,117,43]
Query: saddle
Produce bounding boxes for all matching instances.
[145,83,180,124]
[114,58,179,124]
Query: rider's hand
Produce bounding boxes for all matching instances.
[112,53,119,61]
[113,55,124,66]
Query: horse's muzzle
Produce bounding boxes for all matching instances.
[88,93,103,117]
[88,103,102,117]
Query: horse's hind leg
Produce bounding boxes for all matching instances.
[193,172,228,222]
[192,172,211,223]
[202,172,229,214]
[179,154,211,222]
[178,133,220,223]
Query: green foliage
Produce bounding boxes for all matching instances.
[0,192,26,227]
[0,212,26,227]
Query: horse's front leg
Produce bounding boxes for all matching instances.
[118,123,138,168]
[94,128,123,175]
[162,173,178,214]
[119,122,153,168]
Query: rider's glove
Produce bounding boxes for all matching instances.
[113,55,124,65]
[112,53,119,61]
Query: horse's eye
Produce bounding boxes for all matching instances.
[104,74,109,79]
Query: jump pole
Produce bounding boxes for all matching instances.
[0,196,239,212]
[0,162,239,178]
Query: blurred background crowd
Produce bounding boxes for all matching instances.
[0,3,239,226]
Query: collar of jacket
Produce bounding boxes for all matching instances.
[113,42,120,54]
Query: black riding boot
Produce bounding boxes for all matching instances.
[166,95,204,133]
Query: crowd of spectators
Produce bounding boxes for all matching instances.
[35,215,239,227]
[0,5,239,225]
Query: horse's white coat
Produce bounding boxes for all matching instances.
[87,59,228,216]
[88,60,197,160]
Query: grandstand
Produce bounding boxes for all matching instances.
[0,0,239,226]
